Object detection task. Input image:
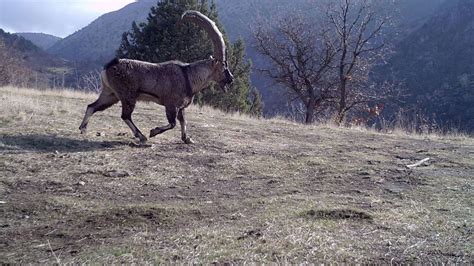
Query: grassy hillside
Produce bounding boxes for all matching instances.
[0,87,472,263]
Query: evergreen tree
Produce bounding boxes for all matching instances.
[196,38,263,116]
[117,0,262,116]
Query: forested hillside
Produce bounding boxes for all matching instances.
[382,0,474,132]
[0,29,70,88]
[15,32,61,50]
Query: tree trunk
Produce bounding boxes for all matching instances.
[335,110,345,125]
[336,75,347,125]
[305,99,315,124]
[336,63,346,124]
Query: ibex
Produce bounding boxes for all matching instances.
[79,11,234,144]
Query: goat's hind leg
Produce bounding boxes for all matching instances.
[121,99,147,142]
[150,106,177,138]
[177,108,194,144]
[79,91,118,134]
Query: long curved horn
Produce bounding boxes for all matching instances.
[181,10,226,63]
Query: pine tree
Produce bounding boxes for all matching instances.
[197,38,263,116]
[117,0,262,116]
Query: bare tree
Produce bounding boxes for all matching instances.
[254,15,337,124]
[81,70,102,93]
[254,1,393,125]
[326,0,392,125]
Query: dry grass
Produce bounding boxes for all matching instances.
[1,86,473,263]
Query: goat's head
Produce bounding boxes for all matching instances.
[212,59,234,92]
[182,11,233,91]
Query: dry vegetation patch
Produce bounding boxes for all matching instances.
[0,87,473,263]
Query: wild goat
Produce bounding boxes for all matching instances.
[79,10,234,144]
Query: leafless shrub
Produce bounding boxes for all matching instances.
[81,70,102,93]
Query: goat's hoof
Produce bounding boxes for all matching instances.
[79,127,87,134]
[149,128,162,138]
[137,135,148,142]
[184,137,194,144]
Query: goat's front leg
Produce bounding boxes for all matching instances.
[150,106,177,138]
[121,100,147,142]
[178,108,194,144]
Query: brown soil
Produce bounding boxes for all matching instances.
[1,87,473,263]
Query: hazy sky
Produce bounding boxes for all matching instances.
[0,0,136,38]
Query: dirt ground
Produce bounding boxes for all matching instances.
[1,87,473,263]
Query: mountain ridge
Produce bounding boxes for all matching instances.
[47,0,155,63]
[15,32,61,50]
